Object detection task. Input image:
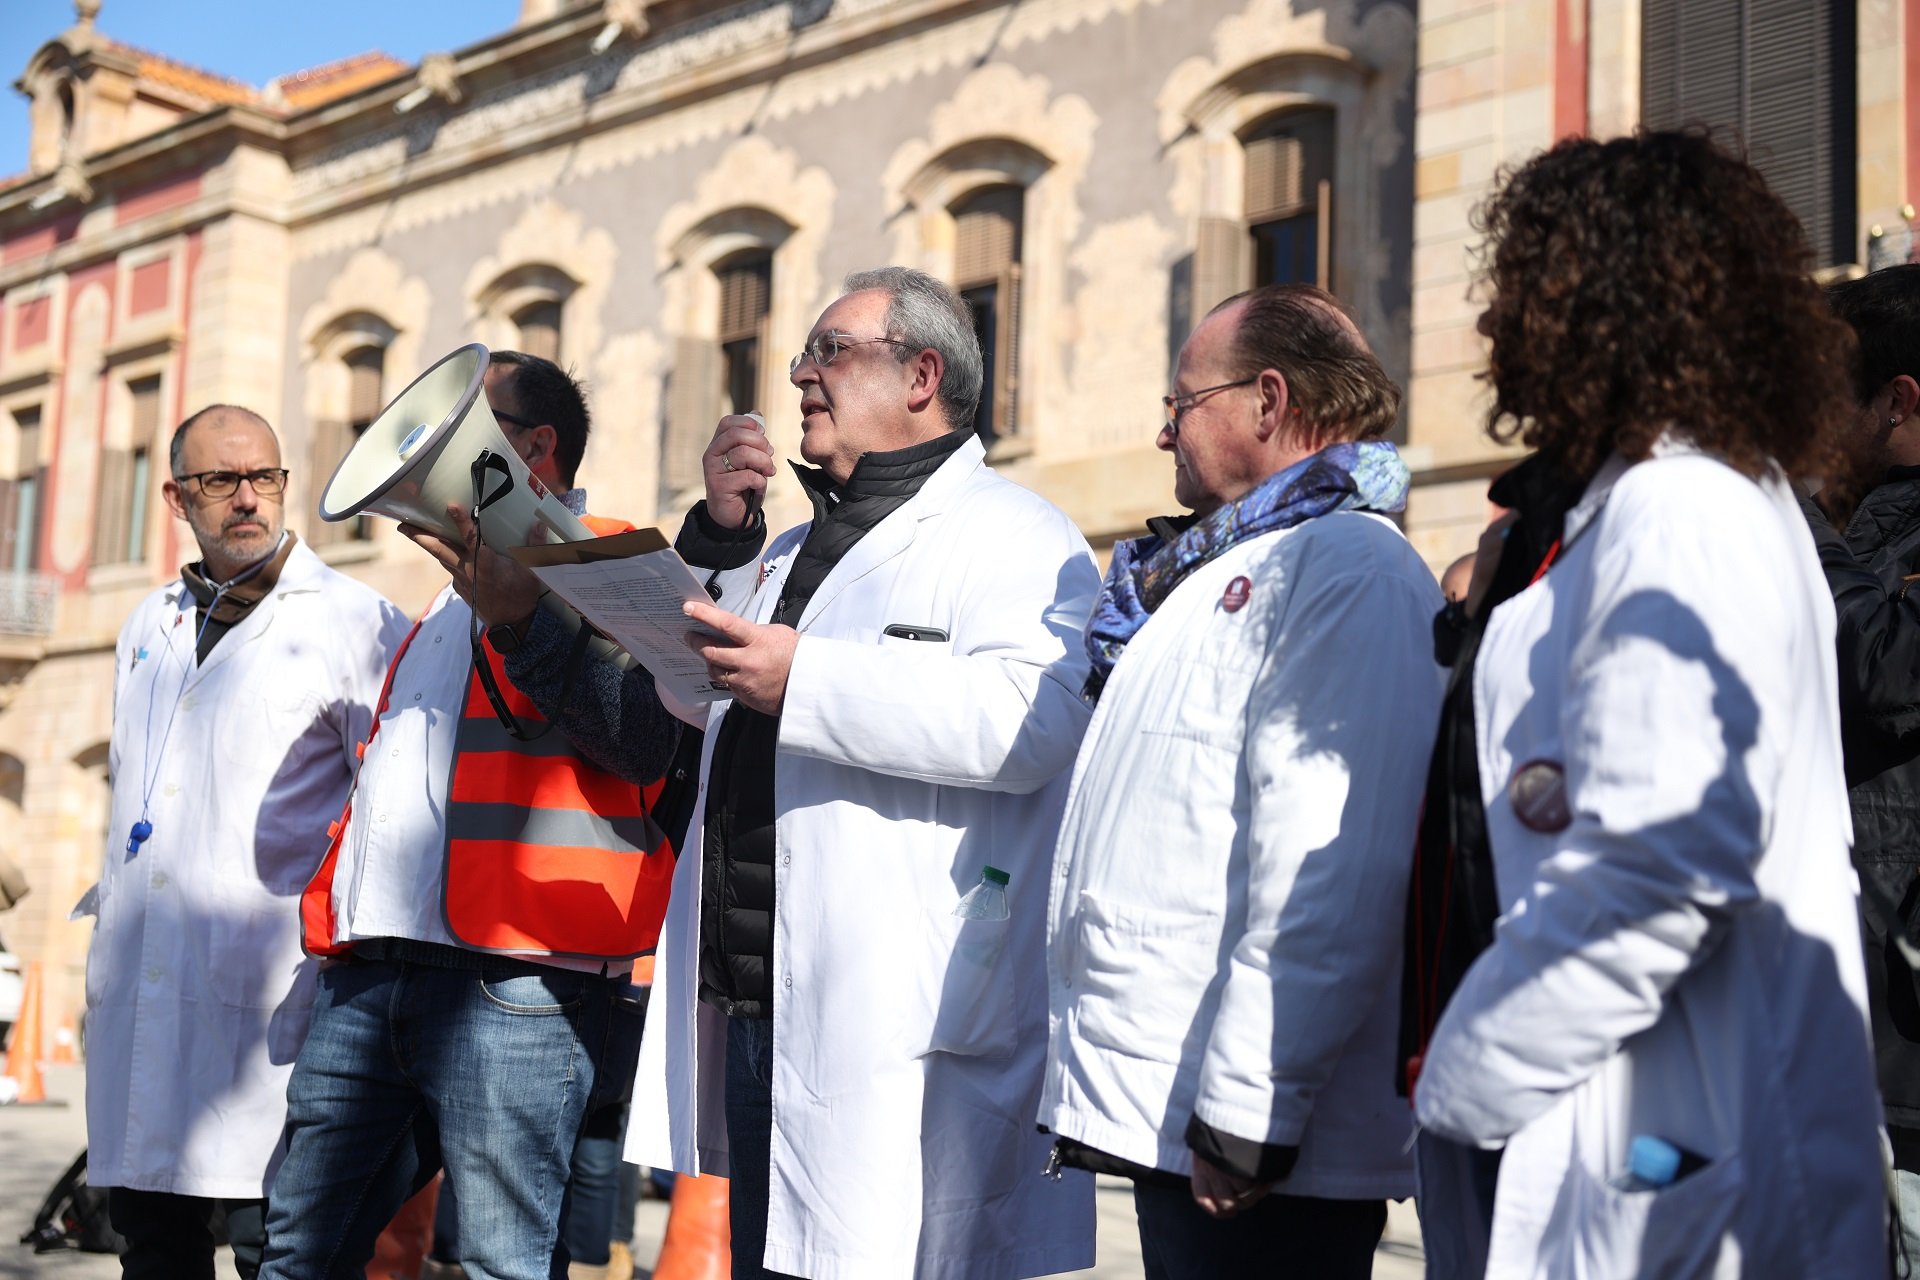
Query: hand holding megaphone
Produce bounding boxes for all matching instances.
[704,411,774,530]
[400,502,545,631]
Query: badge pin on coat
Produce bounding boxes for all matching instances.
[1508,759,1571,833]
[1221,575,1253,613]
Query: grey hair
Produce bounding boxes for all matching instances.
[841,267,983,432]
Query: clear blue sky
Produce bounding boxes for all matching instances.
[1,0,520,178]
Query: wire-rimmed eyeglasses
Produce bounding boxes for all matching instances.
[788,332,915,377]
[1161,377,1259,438]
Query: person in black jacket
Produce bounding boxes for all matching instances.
[1804,261,1920,1261]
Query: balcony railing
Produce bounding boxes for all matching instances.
[0,570,59,636]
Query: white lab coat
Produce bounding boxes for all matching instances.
[629,436,1101,1279]
[1040,512,1442,1198]
[1414,446,1886,1278]
[85,540,405,1197]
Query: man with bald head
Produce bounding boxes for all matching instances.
[1037,284,1443,1277]
[85,405,404,1280]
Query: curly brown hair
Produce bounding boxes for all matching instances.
[1477,129,1856,486]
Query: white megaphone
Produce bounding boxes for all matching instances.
[320,342,589,547]
[319,342,634,672]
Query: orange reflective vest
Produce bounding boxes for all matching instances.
[301,514,676,961]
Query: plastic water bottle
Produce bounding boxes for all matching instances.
[1611,1135,1688,1192]
[954,865,1011,920]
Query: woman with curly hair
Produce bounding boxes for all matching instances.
[1407,130,1887,1278]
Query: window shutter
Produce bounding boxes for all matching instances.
[0,479,20,576]
[1244,111,1332,222]
[308,418,350,547]
[953,187,1023,288]
[1193,214,1252,319]
[994,264,1022,441]
[9,412,41,573]
[1641,0,1855,266]
[92,450,131,567]
[717,259,772,341]
[24,466,44,571]
[348,349,385,427]
[515,301,563,363]
[666,336,722,495]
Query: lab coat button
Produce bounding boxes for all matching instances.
[163,783,179,797]
[378,813,389,823]
[151,872,168,889]
[783,975,792,988]
[412,692,423,701]
[144,967,162,982]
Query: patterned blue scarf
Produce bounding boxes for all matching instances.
[1084,440,1410,702]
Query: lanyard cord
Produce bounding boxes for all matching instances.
[129,542,281,855]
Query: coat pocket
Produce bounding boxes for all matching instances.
[1534,1151,1744,1280]
[1070,890,1219,1063]
[919,908,1015,1058]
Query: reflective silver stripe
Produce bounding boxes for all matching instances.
[446,802,663,856]
[453,714,582,758]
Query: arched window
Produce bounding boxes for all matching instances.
[1244,109,1334,288]
[659,208,792,505]
[950,186,1025,445]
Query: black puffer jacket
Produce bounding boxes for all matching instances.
[1803,471,1920,1160]
[680,431,970,1019]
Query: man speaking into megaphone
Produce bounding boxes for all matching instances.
[482,268,1104,1280]
[262,352,685,1280]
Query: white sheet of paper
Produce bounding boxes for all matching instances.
[510,530,731,705]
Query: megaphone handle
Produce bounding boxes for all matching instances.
[471,451,515,517]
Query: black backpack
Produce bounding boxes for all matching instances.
[19,1148,126,1255]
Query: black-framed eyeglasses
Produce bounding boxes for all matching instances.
[788,332,915,376]
[174,468,289,498]
[494,409,539,433]
[1162,376,1259,437]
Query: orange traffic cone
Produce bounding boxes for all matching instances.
[650,1174,730,1280]
[364,1173,440,1280]
[3,960,46,1103]
[48,1017,77,1065]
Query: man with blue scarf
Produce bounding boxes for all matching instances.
[1036,284,1444,1278]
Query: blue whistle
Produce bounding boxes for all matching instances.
[126,820,153,854]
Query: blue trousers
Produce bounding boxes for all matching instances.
[258,947,617,1280]
[725,1017,802,1280]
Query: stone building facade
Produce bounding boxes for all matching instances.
[0,0,1900,1048]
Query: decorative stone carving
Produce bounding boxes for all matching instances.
[881,64,1096,458]
[654,135,835,528]
[465,200,618,371]
[1155,0,1414,375]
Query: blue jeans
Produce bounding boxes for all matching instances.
[556,983,647,1267]
[258,946,617,1280]
[725,1016,801,1280]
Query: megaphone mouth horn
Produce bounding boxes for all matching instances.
[318,343,490,523]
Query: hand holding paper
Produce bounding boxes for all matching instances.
[509,530,738,704]
[684,598,796,715]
